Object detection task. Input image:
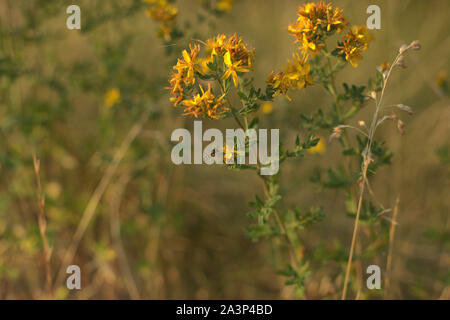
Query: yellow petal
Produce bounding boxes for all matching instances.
[222,69,232,81]
[232,71,239,86]
[224,51,232,66]
[182,50,191,63]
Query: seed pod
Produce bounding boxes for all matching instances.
[397,55,407,68]
[410,40,421,51]
[397,119,406,135]
[396,104,414,115]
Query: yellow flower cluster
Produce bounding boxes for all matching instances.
[169,34,255,119]
[182,84,228,119]
[288,2,347,56]
[169,44,201,106]
[267,53,313,100]
[205,33,255,74]
[144,0,178,40]
[337,26,372,67]
[267,2,373,99]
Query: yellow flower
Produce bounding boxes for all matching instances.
[169,44,202,106]
[169,34,254,113]
[380,61,390,72]
[104,88,121,108]
[352,26,372,50]
[173,44,201,86]
[222,143,245,164]
[181,84,228,119]
[267,71,292,100]
[345,47,363,68]
[284,53,314,89]
[261,102,274,114]
[436,72,447,87]
[337,25,372,68]
[216,0,236,12]
[222,51,250,86]
[223,144,236,163]
[206,34,227,57]
[288,2,348,56]
[307,137,326,154]
[325,7,347,33]
[206,34,255,69]
[267,53,313,100]
[144,0,178,40]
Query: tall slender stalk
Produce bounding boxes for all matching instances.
[385,196,400,298]
[32,153,53,299]
[342,49,406,300]
[54,107,152,290]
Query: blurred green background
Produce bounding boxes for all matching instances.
[0,0,448,299]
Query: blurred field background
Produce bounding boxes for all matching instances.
[0,0,448,299]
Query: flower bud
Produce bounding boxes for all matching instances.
[397,55,407,68]
[410,40,421,51]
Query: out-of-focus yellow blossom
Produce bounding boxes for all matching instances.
[216,0,236,12]
[45,182,62,200]
[307,137,326,154]
[337,26,372,67]
[380,61,390,72]
[261,102,274,114]
[436,72,447,87]
[55,287,69,300]
[104,88,121,108]
[201,0,237,13]
[181,84,228,119]
[144,0,178,40]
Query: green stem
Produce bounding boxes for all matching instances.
[324,48,350,149]
[216,79,245,130]
[232,98,299,270]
